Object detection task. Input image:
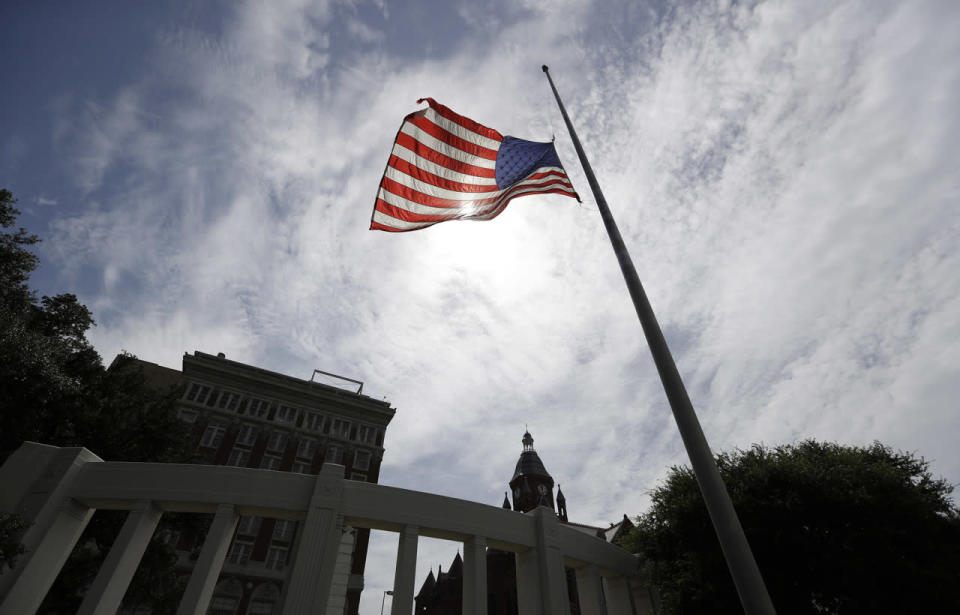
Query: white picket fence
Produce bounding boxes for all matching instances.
[0,442,646,615]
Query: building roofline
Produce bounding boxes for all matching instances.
[183,351,396,425]
[188,351,387,400]
[194,351,363,391]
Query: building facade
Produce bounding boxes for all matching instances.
[133,351,395,615]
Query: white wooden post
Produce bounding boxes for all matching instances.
[603,576,635,615]
[0,498,94,615]
[77,500,163,615]
[515,547,542,615]
[176,503,238,615]
[0,444,101,600]
[462,535,488,615]
[283,463,346,615]
[629,570,657,615]
[514,507,572,615]
[391,525,419,615]
[575,564,607,615]
[532,506,571,615]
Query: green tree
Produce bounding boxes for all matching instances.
[0,189,40,309]
[0,189,195,613]
[620,440,960,615]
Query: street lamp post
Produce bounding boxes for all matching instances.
[380,590,394,615]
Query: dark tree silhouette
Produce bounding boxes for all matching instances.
[0,189,196,613]
[620,440,960,615]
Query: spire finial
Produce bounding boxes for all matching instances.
[522,429,534,451]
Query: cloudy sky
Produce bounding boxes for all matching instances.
[4,0,959,611]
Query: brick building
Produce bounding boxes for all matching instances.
[131,351,395,615]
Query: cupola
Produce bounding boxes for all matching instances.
[508,430,556,513]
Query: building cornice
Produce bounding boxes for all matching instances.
[183,352,395,427]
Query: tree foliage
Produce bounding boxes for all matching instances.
[620,440,960,614]
[0,189,195,613]
[0,513,27,573]
[1,190,192,464]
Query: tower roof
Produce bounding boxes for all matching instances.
[448,552,463,578]
[511,430,553,482]
[416,569,436,598]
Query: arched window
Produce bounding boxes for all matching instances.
[247,583,280,615]
[209,578,242,615]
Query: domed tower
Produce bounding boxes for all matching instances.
[509,431,555,513]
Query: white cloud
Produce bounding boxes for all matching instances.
[36,0,960,611]
[346,17,385,44]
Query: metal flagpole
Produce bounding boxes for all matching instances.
[541,65,777,615]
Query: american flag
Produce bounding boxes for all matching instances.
[370,98,579,232]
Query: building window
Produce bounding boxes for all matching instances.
[291,461,310,474]
[303,411,324,432]
[353,450,371,471]
[261,455,281,470]
[209,596,237,615]
[226,449,249,467]
[249,603,272,615]
[226,540,253,565]
[275,405,297,423]
[324,445,342,464]
[178,408,197,423]
[216,391,240,411]
[247,584,279,615]
[247,399,270,419]
[330,418,350,439]
[237,516,261,537]
[236,424,258,447]
[200,421,227,449]
[357,425,377,444]
[350,472,368,482]
[210,579,242,615]
[186,383,211,404]
[296,439,316,459]
[266,432,288,452]
[265,546,288,570]
[272,520,296,542]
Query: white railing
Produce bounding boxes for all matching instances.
[0,443,648,615]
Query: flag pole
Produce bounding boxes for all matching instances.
[541,65,776,615]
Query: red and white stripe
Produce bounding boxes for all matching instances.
[370,98,578,232]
